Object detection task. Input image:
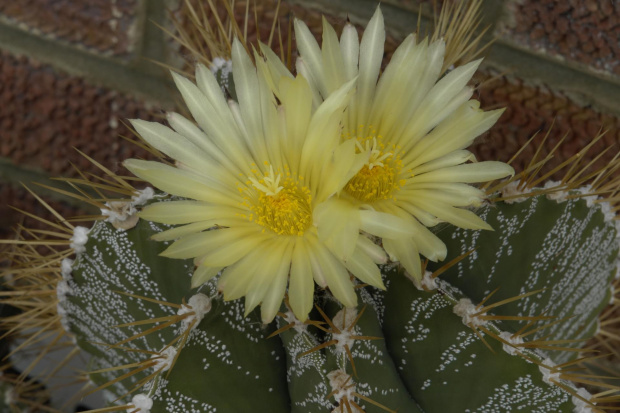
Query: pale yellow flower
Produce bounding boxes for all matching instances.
[293,8,514,281]
[124,39,385,323]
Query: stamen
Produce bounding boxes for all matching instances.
[244,164,312,236]
[249,165,284,196]
[345,133,403,202]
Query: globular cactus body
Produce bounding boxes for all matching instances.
[59,188,618,412]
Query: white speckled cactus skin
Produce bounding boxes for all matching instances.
[54,188,618,412]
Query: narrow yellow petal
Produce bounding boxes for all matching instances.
[191,266,222,288]
[161,227,257,259]
[344,247,385,289]
[359,209,415,239]
[289,238,314,321]
[261,241,294,323]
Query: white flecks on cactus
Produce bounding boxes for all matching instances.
[571,387,593,413]
[177,293,212,332]
[448,190,617,365]
[453,298,486,327]
[61,258,74,281]
[498,331,524,356]
[467,374,568,412]
[500,181,528,204]
[420,270,438,290]
[130,394,153,413]
[153,346,177,372]
[539,358,560,385]
[327,370,356,407]
[331,308,358,353]
[70,226,89,254]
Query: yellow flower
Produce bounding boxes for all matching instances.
[124,39,384,323]
[293,8,514,281]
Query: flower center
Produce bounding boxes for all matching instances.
[246,165,312,236]
[344,136,404,202]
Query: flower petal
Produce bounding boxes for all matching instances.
[356,235,388,264]
[289,238,314,321]
[124,159,237,206]
[340,22,359,81]
[410,161,514,184]
[314,198,360,260]
[354,6,385,127]
[191,266,222,289]
[261,241,294,323]
[409,198,492,230]
[130,119,209,172]
[359,209,415,239]
[161,227,259,259]
[294,18,327,97]
[344,247,385,289]
[244,239,286,316]
[321,16,346,94]
[313,239,357,308]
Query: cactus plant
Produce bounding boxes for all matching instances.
[1,1,620,412]
[50,184,616,412]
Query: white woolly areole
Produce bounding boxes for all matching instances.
[499,331,524,356]
[211,57,233,94]
[152,346,177,372]
[101,187,154,230]
[572,387,594,413]
[500,180,528,204]
[539,358,560,384]
[130,394,153,413]
[211,57,232,78]
[283,310,307,334]
[327,370,356,405]
[56,303,72,333]
[132,187,154,205]
[101,202,138,229]
[177,293,211,332]
[70,226,89,254]
[544,181,597,207]
[453,298,486,327]
[61,258,74,281]
[331,308,357,353]
[56,280,73,301]
[420,270,438,290]
[56,279,73,332]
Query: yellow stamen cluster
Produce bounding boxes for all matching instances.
[345,134,404,202]
[246,165,312,236]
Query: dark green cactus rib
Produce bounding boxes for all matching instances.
[62,190,616,412]
[67,219,289,412]
[382,265,573,412]
[430,192,618,363]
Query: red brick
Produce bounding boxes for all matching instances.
[499,0,620,78]
[0,50,162,179]
[0,0,139,57]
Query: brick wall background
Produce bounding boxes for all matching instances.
[0,0,619,239]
